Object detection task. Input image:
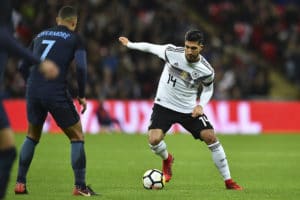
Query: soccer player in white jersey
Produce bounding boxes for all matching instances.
[118,30,243,190]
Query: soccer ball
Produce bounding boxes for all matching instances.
[142,169,165,189]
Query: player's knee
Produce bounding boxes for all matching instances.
[200,129,217,145]
[70,132,84,141]
[148,135,161,145]
[27,124,43,142]
[148,129,164,145]
[63,124,84,141]
[27,133,41,142]
[0,128,15,148]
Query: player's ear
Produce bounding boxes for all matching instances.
[71,18,77,29]
[70,21,76,30]
[56,17,60,24]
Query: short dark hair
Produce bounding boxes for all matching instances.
[58,6,77,19]
[185,30,204,45]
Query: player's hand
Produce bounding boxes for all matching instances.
[191,105,204,118]
[77,97,87,114]
[118,37,130,46]
[39,59,59,79]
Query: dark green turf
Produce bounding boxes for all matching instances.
[5,133,300,200]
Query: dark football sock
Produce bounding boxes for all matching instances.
[0,147,17,199]
[17,136,38,183]
[71,141,86,188]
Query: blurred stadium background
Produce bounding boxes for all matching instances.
[2,0,300,134]
[3,1,300,200]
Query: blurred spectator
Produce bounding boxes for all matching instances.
[94,99,122,132]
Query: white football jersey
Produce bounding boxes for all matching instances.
[127,42,214,113]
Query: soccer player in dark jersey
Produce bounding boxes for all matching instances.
[14,6,97,196]
[0,1,58,199]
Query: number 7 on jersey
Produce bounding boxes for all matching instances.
[40,40,56,60]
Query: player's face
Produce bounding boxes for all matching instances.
[184,41,203,63]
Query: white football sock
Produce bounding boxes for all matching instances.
[149,140,168,160]
[208,141,231,180]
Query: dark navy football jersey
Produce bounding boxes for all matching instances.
[0,0,13,28]
[23,25,87,99]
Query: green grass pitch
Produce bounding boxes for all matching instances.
[5,133,300,200]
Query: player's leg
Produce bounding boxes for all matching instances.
[148,129,174,182]
[62,121,86,187]
[148,104,175,182]
[0,128,16,191]
[148,129,167,159]
[15,123,43,194]
[0,128,16,200]
[15,98,47,194]
[0,52,17,199]
[62,121,97,196]
[183,114,242,190]
[201,129,243,190]
[49,97,97,196]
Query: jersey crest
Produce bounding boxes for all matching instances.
[191,70,201,80]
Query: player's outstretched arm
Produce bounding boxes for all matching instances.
[118,36,169,60]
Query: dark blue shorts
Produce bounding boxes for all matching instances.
[0,100,10,129]
[0,52,10,129]
[27,96,80,128]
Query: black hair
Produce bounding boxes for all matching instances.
[58,6,77,19]
[185,30,204,45]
